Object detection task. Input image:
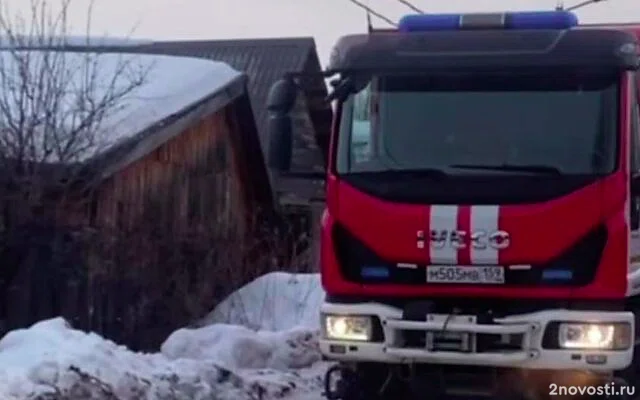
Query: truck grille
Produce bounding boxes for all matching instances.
[333,223,606,287]
[382,314,536,364]
[401,328,526,353]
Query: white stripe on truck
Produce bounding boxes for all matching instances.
[470,205,500,265]
[429,205,458,264]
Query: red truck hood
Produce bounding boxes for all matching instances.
[325,173,628,299]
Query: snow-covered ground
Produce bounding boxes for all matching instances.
[0,272,328,400]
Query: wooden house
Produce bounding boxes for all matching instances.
[0,49,273,349]
[116,38,332,270]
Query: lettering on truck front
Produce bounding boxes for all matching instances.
[426,229,511,250]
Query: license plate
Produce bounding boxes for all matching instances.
[426,265,505,284]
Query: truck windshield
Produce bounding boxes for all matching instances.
[336,72,619,176]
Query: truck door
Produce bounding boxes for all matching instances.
[630,72,640,265]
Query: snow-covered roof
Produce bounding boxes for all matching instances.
[0,49,244,167]
[0,35,154,48]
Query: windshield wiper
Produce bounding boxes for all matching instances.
[449,163,562,175]
[347,168,449,179]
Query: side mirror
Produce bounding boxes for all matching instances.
[266,78,297,172]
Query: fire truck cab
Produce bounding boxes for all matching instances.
[267,10,640,400]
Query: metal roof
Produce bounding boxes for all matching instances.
[134,38,330,174]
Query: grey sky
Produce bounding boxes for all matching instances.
[3,0,639,66]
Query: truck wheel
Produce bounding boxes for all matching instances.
[357,364,443,400]
[324,363,412,400]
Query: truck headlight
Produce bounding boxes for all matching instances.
[558,323,631,350]
[323,315,372,341]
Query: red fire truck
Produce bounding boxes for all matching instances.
[267,10,640,400]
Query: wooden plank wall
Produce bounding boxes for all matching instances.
[82,104,257,349]
[94,106,247,237]
[0,103,274,350]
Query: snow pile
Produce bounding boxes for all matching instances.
[0,273,328,399]
[0,318,230,399]
[159,323,328,399]
[202,272,323,331]
[162,324,321,371]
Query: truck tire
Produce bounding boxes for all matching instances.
[324,363,413,400]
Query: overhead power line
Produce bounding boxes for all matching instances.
[346,0,397,27]
[396,0,424,13]
[565,0,608,11]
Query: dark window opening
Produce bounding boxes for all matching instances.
[88,195,98,227]
[116,202,125,231]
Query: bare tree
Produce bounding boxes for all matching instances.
[0,0,148,207]
[0,0,149,330]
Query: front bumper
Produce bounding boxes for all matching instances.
[319,302,634,371]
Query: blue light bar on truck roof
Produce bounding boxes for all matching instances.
[398,10,579,32]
